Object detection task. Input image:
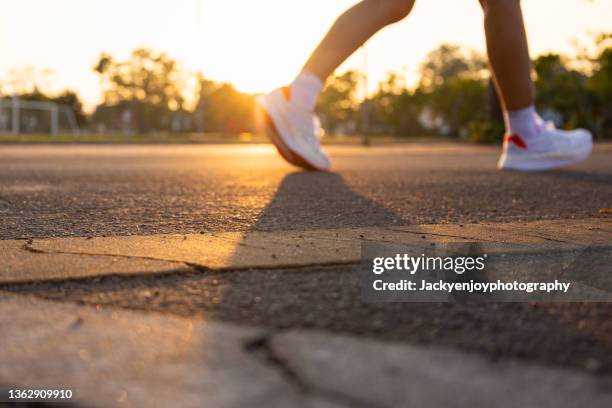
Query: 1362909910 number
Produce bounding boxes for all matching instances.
[8,389,73,400]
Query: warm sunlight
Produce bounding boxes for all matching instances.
[0,0,611,110]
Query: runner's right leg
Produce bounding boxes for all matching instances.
[258,0,416,170]
[479,0,593,171]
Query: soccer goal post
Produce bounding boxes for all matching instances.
[0,97,80,135]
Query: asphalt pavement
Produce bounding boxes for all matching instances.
[1,142,611,407]
[1,143,610,239]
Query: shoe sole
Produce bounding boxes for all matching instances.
[498,144,592,172]
[256,96,328,172]
[256,103,301,166]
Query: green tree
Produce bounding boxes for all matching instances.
[316,70,359,134]
[419,44,486,90]
[419,44,488,137]
[93,48,188,133]
[52,90,87,127]
[368,73,425,137]
[588,33,612,138]
[533,53,590,130]
[196,78,255,133]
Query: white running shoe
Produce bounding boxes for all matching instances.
[497,121,593,172]
[257,87,331,171]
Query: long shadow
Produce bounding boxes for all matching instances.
[3,168,612,387]
[220,170,612,375]
[248,171,404,231]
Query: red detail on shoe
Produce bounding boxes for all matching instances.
[505,133,528,149]
[281,86,292,102]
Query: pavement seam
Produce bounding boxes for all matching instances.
[0,289,383,407]
[244,332,385,408]
[7,219,609,284]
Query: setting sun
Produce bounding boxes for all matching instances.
[1,0,611,110]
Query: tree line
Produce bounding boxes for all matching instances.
[1,33,610,140]
[318,33,612,141]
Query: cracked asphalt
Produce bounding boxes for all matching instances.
[1,143,612,379]
[5,264,612,375]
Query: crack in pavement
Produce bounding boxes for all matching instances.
[208,232,268,250]
[522,231,587,246]
[23,240,192,268]
[0,194,11,205]
[10,219,609,284]
[23,240,45,254]
[384,227,504,244]
[244,333,385,408]
[5,240,200,284]
[15,240,361,281]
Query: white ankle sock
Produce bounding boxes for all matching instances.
[290,70,323,111]
[504,105,539,140]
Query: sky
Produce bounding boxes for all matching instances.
[1,0,611,111]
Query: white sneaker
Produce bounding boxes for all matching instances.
[257,87,331,171]
[497,122,593,172]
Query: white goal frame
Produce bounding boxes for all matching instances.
[0,97,79,135]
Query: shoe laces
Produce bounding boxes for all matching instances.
[535,113,557,134]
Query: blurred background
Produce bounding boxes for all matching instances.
[0,0,610,142]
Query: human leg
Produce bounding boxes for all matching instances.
[258,0,416,170]
[480,0,592,171]
[304,0,416,82]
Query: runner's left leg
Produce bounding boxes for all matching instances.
[258,0,416,170]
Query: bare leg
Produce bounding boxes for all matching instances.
[258,0,415,171]
[480,0,535,110]
[303,0,416,81]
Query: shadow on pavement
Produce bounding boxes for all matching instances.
[3,169,612,377]
[2,151,612,406]
[216,169,612,375]
[248,171,404,230]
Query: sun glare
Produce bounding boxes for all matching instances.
[196,1,354,94]
[0,0,610,110]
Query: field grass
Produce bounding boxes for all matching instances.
[0,133,452,145]
[0,132,268,144]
